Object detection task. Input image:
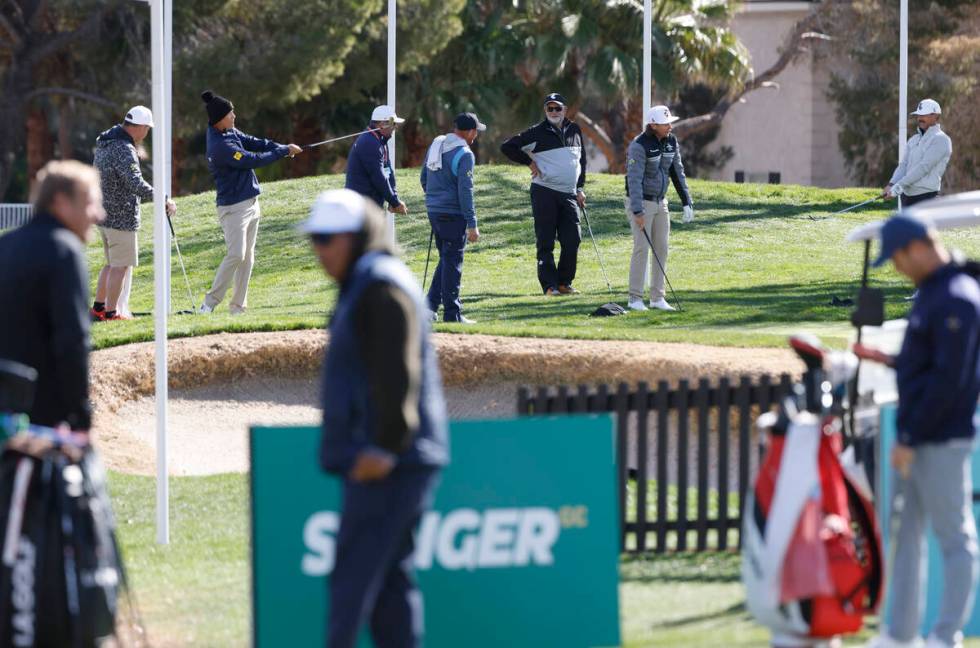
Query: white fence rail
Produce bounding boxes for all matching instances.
[0,204,33,231]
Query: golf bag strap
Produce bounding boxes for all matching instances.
[450,147,467,178]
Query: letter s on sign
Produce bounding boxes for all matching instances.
[301,512,340,577]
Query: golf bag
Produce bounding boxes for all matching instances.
[0,433,127,647]
[742,335,883,643]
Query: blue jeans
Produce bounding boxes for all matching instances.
[425,213,468,322]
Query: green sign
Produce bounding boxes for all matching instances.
[251,416,621,647]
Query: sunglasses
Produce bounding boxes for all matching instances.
[545,105,564,113]
[310,233,335,245]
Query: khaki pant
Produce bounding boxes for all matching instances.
[204,198,261,312]
[625,197,670,301]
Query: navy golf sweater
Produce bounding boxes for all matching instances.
[345,130,400,209]
[206,127,289,206]
[895,262,980,446]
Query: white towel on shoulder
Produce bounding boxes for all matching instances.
[425,133,467,172]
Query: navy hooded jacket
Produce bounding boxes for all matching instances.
[205,127,289,206]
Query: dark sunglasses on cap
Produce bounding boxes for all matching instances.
[545,105,564,113]
[310,232,335,245]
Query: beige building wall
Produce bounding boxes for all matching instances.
[706,1,854,188]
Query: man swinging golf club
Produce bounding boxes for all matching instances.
[624,105,694,312]
[884,99,952,210]
[198,90,302,315]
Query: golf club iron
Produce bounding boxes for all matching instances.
[165,201,198,314]
[641,227,683,312]
[581,206,613,293]
[809,193,886,221]
[421,227,434,292]
[303,127,384,150]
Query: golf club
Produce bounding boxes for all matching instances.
[421,227,434,292]
[302,127,384,150]
[580,206,613,293]
[165,200,198,314]
[641,227,684,312]
[808,193,886,221]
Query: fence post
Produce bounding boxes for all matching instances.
[517,386,530,416]
[635,382,649,553]
[676,379,690,551]
[717,376,731,551]
[555,385,569,413]
[736,376,752,549]
[655,380,669,553]
[615,382,630,552]
[695,378,710,551]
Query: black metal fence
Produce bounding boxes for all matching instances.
[517,374,793,553]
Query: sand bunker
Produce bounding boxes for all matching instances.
[90,331,799,475]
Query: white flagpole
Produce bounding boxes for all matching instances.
[386,0,396,245]
[150,0,170,545]
[898,0,908,163]
[643,0,652,122]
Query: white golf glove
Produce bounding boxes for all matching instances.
[891,184,904,197]
[682,205,695,223]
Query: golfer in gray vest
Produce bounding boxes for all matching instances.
[624,105,694,312]
[885,99,952,210]
[303,189,449,648]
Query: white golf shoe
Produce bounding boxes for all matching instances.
[198,300,214,314]
[628,298,648,312]
[864,634,924,648]
[924,634,962,648]
[649,298,676,311]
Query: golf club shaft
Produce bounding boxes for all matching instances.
[166,208,198,311]
[581,207,612,293]
[641,227,683,311]
[833,194,885,215]
[303,128,383,150]
[422,227,434,292]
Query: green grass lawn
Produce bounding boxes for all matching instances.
[87,166,980,350]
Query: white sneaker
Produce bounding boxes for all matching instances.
[627,298,648,311]
[924,634,962,648]
[229,306,247,316]
[198,300,214,314]
[426,309,438,323]
[649,298,676,311]
[864,634,924,648]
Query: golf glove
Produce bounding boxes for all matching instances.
[682,205,695,223]
[891,184,904,197]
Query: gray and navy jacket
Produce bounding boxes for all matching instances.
[625,130,692,215]
[500,118,586,195]
[419,134,477,228]
[345,129,400,209]
[93,125,154,231]
[319,250,449,476]
[895,262,980,446]
[206,126,290,206]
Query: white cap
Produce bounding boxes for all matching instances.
[371,105,405,124]
[300,189,367,235]
[911,98,941,116]
[646,105,679,125]
[125,105,154,128]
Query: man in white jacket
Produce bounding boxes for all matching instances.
[885,99,952,209]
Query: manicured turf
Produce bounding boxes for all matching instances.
[87,166,980,350]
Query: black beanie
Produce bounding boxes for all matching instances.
[201,90,233,126]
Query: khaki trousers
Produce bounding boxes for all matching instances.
[205,197,261,312]
[625,197,670,301]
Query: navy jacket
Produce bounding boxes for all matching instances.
[419,135,477,228]
[0,213,91,429]
[320,251,449,475]
[345,130,399,209]
[205,127,289,206]
[895,262,980,446]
